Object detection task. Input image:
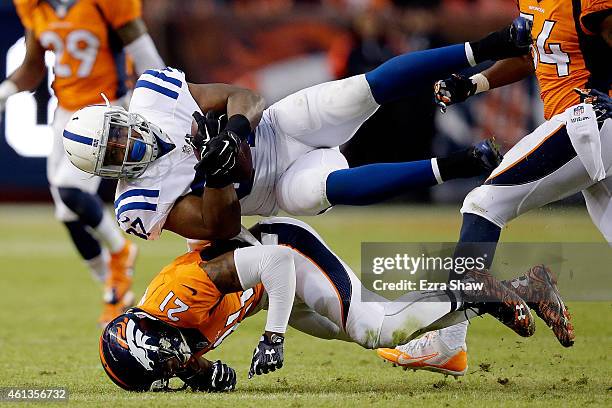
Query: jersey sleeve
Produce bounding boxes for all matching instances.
[580,0,611,35]
[13,0,36,30]
[114,184,165,241]
[97,0,142,29]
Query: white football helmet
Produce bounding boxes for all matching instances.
[63,104,160,179]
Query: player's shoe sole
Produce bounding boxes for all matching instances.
[376,347,468,377]
[462,268,535,337]
[503,265,574,347]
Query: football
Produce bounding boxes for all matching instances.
[232,137,253,182]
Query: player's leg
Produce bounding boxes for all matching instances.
[50,107,137,324]
[276,142,501,216]
[268,18,529,149]
[253,218,463,348]
[583,177,612,243]
[398,116,605,368]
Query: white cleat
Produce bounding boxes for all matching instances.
[376,331,468,377]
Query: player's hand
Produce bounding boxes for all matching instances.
[575,88,612,123]
[195,129,240,188]
[248,333,284,379]
[434,74,477,112]
[181,360,237,392]
[190,111,228,158]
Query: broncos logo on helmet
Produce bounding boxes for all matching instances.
[99,310,192,391]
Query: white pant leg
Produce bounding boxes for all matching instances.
[461,115,612,227]
[276,148,348,215]
[583,177,612,243]
[268,74,379,148]
[257,217,455,348]
[48,107,102,221]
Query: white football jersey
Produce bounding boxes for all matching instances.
[114,67,279,240]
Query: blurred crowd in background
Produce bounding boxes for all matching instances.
[1,0,546,203]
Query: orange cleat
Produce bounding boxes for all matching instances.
[98,241,138,327]
[377,331,468,377]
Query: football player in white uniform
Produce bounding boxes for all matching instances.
[62,19,532,243]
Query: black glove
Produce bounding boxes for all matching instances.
[434,74,477,111]
[575,88,612,124]
[248,333,284,379]
[194,130,240,188]
[190,111,228,158]
[181,360,236,392]
[469,16,533,63]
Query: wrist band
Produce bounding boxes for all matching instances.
[470,73,490,94]
[225,114,251,140]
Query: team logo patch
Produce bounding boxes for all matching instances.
[573,105,585,116]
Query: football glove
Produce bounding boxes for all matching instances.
[575,88,612,123]
[194,129,240,188]
[190,111,228,158]
[434,74,477,111]
[248,333,284,379]
[180,360,236,392]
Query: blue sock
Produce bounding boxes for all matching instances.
[454,213,501,270]
[63,221,102,260]
[58,187,104,228]
[365,44,470,104]
[326,160,436,206]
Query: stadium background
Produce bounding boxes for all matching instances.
[0,0,545,204]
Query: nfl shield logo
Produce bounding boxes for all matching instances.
[574,105,585,116]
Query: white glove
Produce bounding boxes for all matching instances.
[0,80,19,113]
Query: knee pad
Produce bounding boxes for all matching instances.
[460,185,509,228]
[278,166,333,216]
[57,187,104,227]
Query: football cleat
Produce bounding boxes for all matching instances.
[461,268,536,338]
[471,138,503,173]
[377,331,467,377]
[98,241,138,326]
[503,265,574,347]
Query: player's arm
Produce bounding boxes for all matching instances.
[205,246,296,378]
[179,355,236,392]
[115,18,165,74]
[0,30,46,111]
[434,55,534,108]
[582,9,612,47]
[164,186,241,240]
[188,83,265,140]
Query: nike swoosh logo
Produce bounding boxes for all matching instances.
[182,285,197,296]
[397,352,438,365]
[219,140,230,155]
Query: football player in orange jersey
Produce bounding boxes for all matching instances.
[378,0,611,375]
[98,217,568,391]
[0,0,165,325]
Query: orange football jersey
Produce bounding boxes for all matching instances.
[13,0,141,110]
[518,0,611,119]
[137,251,264,355]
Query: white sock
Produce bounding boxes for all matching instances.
[438,321,469,350]
[94,211,126,254]
[86,249,110,283]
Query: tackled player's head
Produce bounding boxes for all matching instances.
[63,103,163,179]
[99,310,193,391]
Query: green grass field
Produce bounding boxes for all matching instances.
[0,204,610,407]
